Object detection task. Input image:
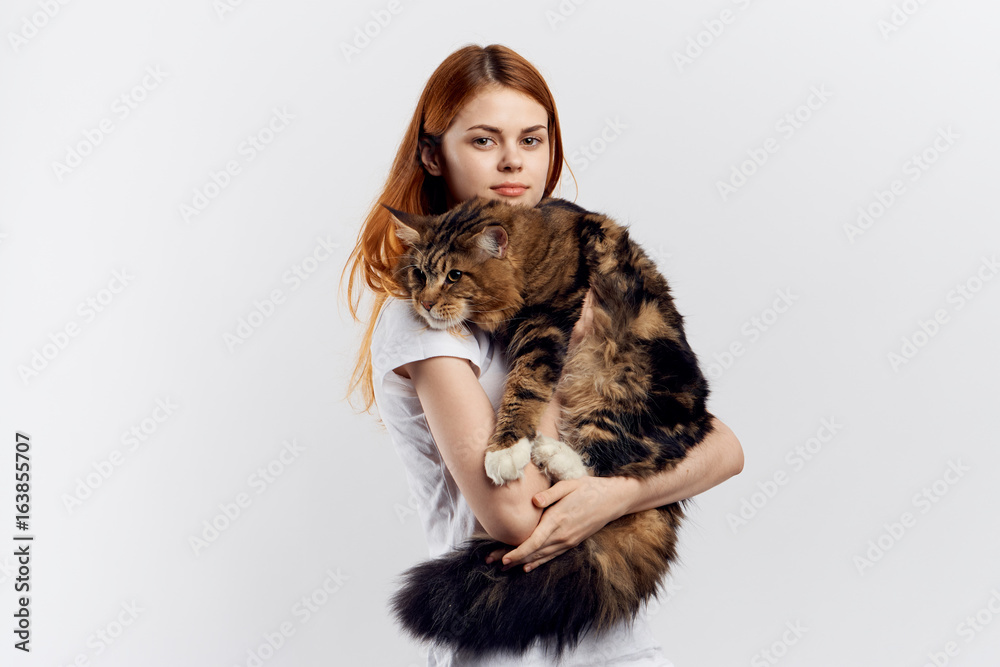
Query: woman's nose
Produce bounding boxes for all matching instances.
[498,145,521,171]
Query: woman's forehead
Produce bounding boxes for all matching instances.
[452,86,548,131]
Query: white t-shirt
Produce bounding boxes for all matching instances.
[371,296,675,667]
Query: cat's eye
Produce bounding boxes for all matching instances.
[413,267,425,281]
[445,270,463,284]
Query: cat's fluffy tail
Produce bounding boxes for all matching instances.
[389,503,683,657]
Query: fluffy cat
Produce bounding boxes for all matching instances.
[383,195,715,657]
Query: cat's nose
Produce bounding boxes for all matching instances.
[421,300,434,311]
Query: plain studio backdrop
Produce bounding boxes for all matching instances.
[1,1,999,665]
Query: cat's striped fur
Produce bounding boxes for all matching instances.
[384,196,715,657]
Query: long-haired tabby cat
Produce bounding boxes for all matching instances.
[383,195,715,657]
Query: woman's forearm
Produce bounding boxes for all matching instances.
[538,387,742,517]
[615,417,744,515]
[406,355,550,546]
[494,416,743,571]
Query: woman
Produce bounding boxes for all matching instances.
[342,43,743,666]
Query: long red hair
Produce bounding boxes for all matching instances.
[339,43,572,414]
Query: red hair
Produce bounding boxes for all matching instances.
[339,44,572,414]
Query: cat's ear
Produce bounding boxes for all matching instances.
[470,225,508,260]
[382,204,427,246]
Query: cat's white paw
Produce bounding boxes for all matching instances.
[484,437,532,485]
[531,434,587,480]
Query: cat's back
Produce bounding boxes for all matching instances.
[537,196,588,215]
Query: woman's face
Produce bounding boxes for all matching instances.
[421,85,550,209]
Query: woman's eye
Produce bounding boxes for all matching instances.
[473,137,493,147]
[446,270,462,283]
[523,137,542,146]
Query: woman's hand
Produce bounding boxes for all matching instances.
[485,474,632,571]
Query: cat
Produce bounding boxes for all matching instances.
[383,195,715,658]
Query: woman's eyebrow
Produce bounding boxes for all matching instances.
[464,124,547,134]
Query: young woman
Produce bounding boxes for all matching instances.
[342,43,743,667]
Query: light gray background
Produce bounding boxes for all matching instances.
[1,1,998,666]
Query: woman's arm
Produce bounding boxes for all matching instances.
[614,417,744,514]
[399,355,552,546]
[494,416,743,571]
[397,291,592,546]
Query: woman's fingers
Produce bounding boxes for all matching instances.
[517,542,572,572]
[500,521,557,568]
[532,479,580,509]
[522,549,564,572]
[484,547,508,564]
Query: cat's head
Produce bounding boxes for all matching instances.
[383,196,531,332]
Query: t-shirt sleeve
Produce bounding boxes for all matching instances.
[371,297,484,398]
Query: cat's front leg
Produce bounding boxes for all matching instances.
[530,434,588,481]
[484,436,534,486]
[484,311,575,485]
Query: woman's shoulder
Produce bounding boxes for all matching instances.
[376,296,487,339]
[371,296,491,380]
[374,296,454,339]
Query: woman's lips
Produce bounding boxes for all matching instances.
[491,184,527,197]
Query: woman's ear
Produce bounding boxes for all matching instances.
[419,137,443,177]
